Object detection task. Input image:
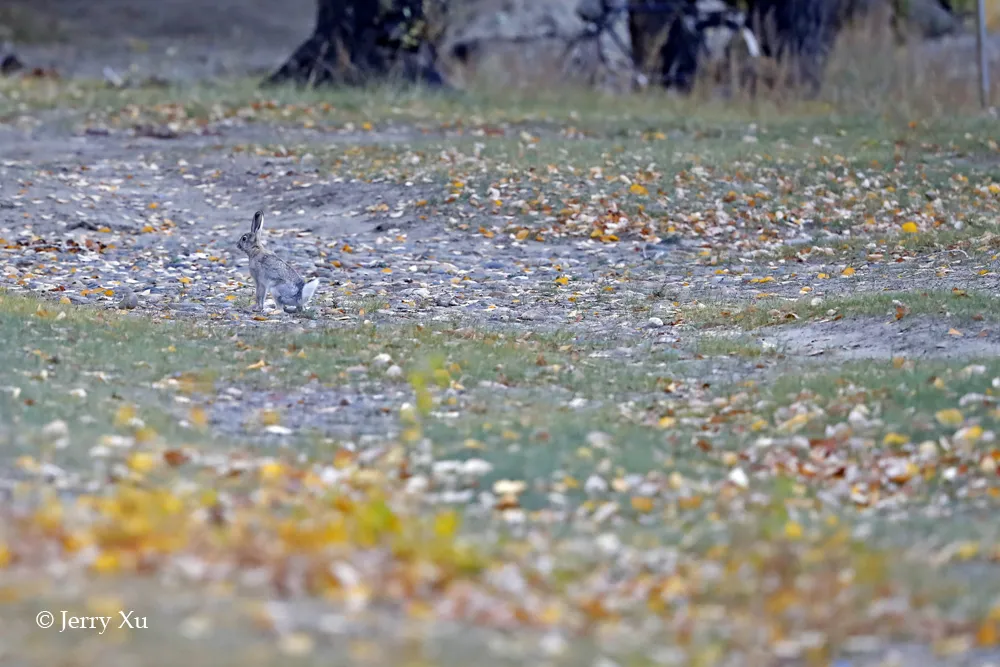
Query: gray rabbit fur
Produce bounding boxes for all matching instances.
[236,210,319,313]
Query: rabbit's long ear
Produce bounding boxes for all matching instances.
[251,210,264,235]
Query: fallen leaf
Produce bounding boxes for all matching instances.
[936,409,964,427]
[630,497,654,512]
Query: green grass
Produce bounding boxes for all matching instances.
[0,289,668,469]
[0,75,832,132]
[696,334,785,358]
[682,288,1000,330]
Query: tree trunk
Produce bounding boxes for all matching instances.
[264,0,444,87]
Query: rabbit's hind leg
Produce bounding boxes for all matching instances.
[273,282,302,313]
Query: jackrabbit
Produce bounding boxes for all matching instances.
[236,210,319,313]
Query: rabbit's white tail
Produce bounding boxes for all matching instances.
[301,278,320,307]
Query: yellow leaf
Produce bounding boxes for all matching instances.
[134,426,157,445]
[259,461,285,482]
[91,551,120,573]
[957,541,980,560]
[246,359,267,370]
[948,328,963,337]
[935,408,964,427]
[777,413,809,434]
[178,276,191,284]
[784,521,803,540]
[882,432,909,447]
[434,510,459,538]
[148,202,158,209]
[515,229,530,241]
[114,404,136,428]
[259,409,280,427]
[955,425,983,446]
[678,494,702,510]
[629,183,648,196]
[841,267,856,277]
[658,416,676,429]
[0,543,11,568]
[901,221,918,233]
[127,452,158,473]
[190,406,208,429]
[554,275,570,286]
[59,296,71,305]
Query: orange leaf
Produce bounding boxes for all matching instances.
[630,497,654,512]
[163,449,190,467]
[977,620,999,647]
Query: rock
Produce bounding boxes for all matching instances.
[896,0,962,39]
[584,474,609,494]
[116,286,139,310]
[442,0,633,91]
